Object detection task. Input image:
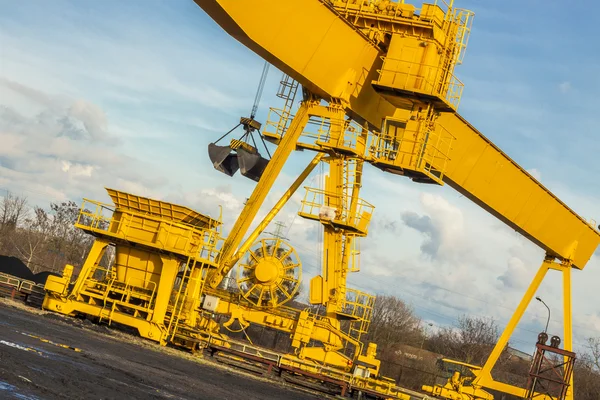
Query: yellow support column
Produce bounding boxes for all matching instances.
[320,156,344,317]
[209,100,314,288]
[475,257,553,387]
[70,239,110,297]
[152,256,181,327]
[44,239,110,314]
[185,266,205,328]
[228,152,325,268]
[562,265,574,400]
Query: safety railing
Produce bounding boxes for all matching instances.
[80,265,114,294]
[298,187,374,234]
[370,122,454,183]
[0,273,44,292]
[167,258,194,339]
[266,110,367,155]
[376,56,464,110]
[75,199,113,231]
[421,123,455,179]
[432,0,453,14]
[327,0,436,23]
[18,280,36,293]
[118,275,157,305]
[339,288,375,323]
[370,132,418,168]
[345,290,375,348]
[303,115,366,155]
[75,199,222,264]
[0,273,21,289]
[82,265,158,317]
[262,73,299,141]
[0,272,49,292]
[262,107,294,141]
[452,8,475,65]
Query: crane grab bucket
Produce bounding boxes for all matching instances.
[208,142,240,177]
[237,147,269,182]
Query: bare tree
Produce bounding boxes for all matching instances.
[587,337,600,371]
[456,315,499,366]
[0,198,95,275]
[0,192,28,228]
[45,200,94,272]
[427,315,499,366]
[574,350,600,399]
[427,325,461,357]
[0,192,28,253]
[364,295,425,349]
[11,207,53,273]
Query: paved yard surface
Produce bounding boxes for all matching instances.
[0,302,319,400]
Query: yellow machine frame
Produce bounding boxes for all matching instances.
[42,1,600,399]
[191,0,600,398]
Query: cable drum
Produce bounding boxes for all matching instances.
[236,238,302,308]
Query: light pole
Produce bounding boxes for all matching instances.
[535,296,550,334]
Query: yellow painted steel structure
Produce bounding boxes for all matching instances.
[43,189,223,345]
[202,97,383,370]
[195,0,598,271]
[40,1,600,399]
[193,0,600,399]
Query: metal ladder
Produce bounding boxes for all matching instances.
[272,74,299,137]
[166,257,196,340]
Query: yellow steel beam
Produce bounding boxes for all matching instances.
[473,258,552,394]
[563,266,574,400]
[227,152,325,268]
[194,0,396,130]
[194,0,600,269]
[439,113,599,270]
[470,258,576,400]
[209,101,312,288]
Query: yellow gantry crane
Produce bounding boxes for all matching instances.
[193,0,600,399]
[41,1,600,399]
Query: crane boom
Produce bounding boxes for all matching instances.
[195,0,600,270]
[440,112,599,270]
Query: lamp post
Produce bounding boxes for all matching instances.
[535,296,550,334]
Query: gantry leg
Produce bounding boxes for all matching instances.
[473,257,553,390]
[43,239,110,314]
[471,256,577,400]
[562,265,574,400]
[208,100,315,288]
[68,238,111,299]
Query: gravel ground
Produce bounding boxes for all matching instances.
[0,302,320,400]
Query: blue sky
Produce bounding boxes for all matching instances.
[1,0,599,357]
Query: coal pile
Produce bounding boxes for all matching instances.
[32,271,60,285]
[0,255,34,281]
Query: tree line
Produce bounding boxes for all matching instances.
[1,192,599,398]
[0,192,94,274]
[362,295,600,399]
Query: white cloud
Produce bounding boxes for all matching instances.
[497,257,530,290]
[61,160,94,177]
[67,99,115,143]
[527,168,541,180]
[1,0,599,358]
[558,81,572,94]
[0,80,167,206]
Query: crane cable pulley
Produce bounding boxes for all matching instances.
[208,61,272,182]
